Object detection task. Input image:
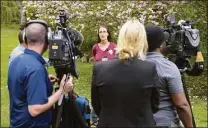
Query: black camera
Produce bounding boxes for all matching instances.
[50,11,90,128]
[163,15,204,76]
[48,10,83,80]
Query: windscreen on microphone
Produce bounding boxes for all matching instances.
[67,28,84,46]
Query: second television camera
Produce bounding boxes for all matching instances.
[163,15,204,76]
[162,15,205,128]
[49,10,83,80]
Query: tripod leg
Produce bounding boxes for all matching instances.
[181,74,196,128]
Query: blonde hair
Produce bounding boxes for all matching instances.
[117,19,148,60]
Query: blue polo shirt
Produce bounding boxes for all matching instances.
[8,49,53,128]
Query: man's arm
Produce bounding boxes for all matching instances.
[27,71,73,117]
[171,93,193,127]
[168,66,193,127]
[28,89,63,117]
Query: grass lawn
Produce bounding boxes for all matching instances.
[1,25,207,127]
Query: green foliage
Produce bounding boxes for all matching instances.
[173,1,207,53]
[22,1,207,54]
[2,1,207,53]
[21,2,208,96]
[3,1,206,95]
[2,1,207,96]
[22,1,176,53]
[1,1,20,24]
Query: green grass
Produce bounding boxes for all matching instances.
[191,97,207,127]
[1,25,207,127]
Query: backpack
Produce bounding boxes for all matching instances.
[75,95,91,126]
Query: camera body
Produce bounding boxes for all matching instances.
[49,28,73,67]
[48,10,83,79]
[164,15,200,57]
[163,15,203,76]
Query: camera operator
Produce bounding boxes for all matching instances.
[145,25,193,127]
[8,21,73,128]
[8,27,50,67]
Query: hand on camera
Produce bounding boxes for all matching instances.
[60,74,73,93]
[49,74,57,85]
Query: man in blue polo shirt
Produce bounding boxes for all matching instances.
[8,20,73,128]
[145,25,193,127]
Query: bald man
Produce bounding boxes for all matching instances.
[8,22,73,128]
[8,27,50,67]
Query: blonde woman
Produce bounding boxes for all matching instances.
[91,19,159,127]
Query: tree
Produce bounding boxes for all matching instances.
[22,1,207,53]
[16,1,26,26]
[1,1,20,24]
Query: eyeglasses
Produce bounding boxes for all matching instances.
[99,31,107,34]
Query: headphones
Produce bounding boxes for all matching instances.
[23,20,52,44]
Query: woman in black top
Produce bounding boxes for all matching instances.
[91,19,160,127]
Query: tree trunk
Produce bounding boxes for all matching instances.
[16,1,26,26]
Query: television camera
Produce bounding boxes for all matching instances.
[163,15,204,76]
[48,9,83,81]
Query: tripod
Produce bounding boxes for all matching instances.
[180,71,196,128]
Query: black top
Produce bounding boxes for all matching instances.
[91,58,160,127]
